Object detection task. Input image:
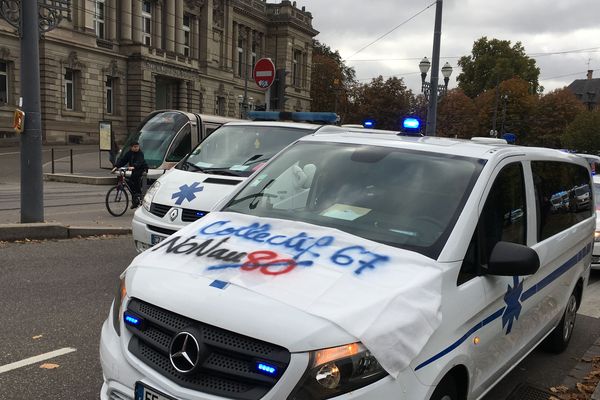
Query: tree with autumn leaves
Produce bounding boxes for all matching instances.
[311,37,592,148]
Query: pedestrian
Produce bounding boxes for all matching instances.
[112,141,148,209]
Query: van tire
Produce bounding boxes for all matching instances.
[430,375,458,400]
[543,292,577,353]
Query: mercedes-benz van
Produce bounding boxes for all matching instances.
[101,132,593,400]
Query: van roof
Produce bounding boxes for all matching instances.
[222,120,325,131]
[297,130,586,162]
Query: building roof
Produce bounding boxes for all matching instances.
[567,78,600,97]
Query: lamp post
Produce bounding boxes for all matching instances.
[420,57,452,136]
[420,58,453,102]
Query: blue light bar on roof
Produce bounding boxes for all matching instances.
[247,111,338,124]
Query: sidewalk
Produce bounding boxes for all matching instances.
[0,148,131,241]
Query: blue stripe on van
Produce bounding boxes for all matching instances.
[414,243,591,372]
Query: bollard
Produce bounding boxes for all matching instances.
[70,148,73,174]
[51,148,55,174]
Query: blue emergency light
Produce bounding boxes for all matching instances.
[403,117,421,130]
[124,312,142,328]
[256,361,278,376]
[363,119,375,128]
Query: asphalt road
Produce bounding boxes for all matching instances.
[0,236,598,400]
[0,236,137,400]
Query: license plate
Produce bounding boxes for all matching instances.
[151,234,165,245]
[135,382,177,400]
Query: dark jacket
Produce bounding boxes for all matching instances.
[116,150,148,172]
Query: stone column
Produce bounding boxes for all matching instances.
[179,80,189,111]
[260,32,266,58]
[193,16,200,59]
[154,2,163,49]
[232,22,239,74]
[166,0,176,52]
[108,0,117,40]
[132,0,142,43]
[245,27,251,80]
[175,1,185,55]
[121,0,132,41]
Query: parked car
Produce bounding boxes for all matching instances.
[117,110,239,181]
[132,120,343,252]
[101,133,594,400]
[592,174,600,269]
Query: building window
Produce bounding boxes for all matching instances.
[183,14,191,57]
[216,96,225,116]
[142,1,152,46]
[106,76,113,114]
[293,50,302,87]
[64,68,75,110]
[237,36,244,76]
[0,61,7,105]
[94,0,105,39]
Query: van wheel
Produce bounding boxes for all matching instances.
[430,376,458,400]
[544,292,577,353]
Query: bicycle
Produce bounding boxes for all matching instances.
[105,167,140,216]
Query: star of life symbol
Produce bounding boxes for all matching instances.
[172,182,203,205]
[502,275,523,335]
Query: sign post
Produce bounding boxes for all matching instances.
[253,58,276,110]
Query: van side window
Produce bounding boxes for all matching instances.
[531,161,592,241]
[459,163,526,284]
[165,124,192,162]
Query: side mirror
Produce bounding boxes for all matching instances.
[486,241,540,276]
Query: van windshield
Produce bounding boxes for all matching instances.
[179,125,315,177]
[122,111,190,168]
[223,141,484,259]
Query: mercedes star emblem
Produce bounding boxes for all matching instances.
[169,331,201,373]
[169,208,179,222]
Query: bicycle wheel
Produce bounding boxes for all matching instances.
[105,186,129,217]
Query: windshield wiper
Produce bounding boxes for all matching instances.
[241,154,263,165]
[179,161,203,172]
[201,168,244,177]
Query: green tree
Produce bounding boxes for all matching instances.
[457,37,541,98]
[310,40,356,117]
[529,88,585,148]
[562,111,600,154]
[349,76,413,130]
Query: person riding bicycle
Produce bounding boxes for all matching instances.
[112,141,148,209]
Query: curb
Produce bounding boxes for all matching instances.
[0,223,131,242]
[43,173,115,185]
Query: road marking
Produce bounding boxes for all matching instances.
[0,347,77,374]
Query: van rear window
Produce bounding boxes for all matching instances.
[532,161,593,241]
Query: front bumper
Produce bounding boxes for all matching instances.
[99,308,419,400]
[131,207,187,253]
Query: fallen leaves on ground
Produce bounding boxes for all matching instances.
[39,363,59,370]
[550,356,600,399]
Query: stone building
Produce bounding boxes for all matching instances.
[0,0,318,145]
[568,70,599,111]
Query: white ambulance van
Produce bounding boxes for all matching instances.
[132,118,339,252]
[101,131,594,400]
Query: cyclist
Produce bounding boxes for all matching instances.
[112,141,148,209]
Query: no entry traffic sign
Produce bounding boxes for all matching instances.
[253,58,276,90]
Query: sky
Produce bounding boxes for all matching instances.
[270,0,600,95]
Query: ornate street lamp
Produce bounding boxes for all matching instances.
[420,57,453,101]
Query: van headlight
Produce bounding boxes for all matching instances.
[142,181,161,211]
[288,343,388,399]
[594,231,600,242]
[111,276,127,336]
